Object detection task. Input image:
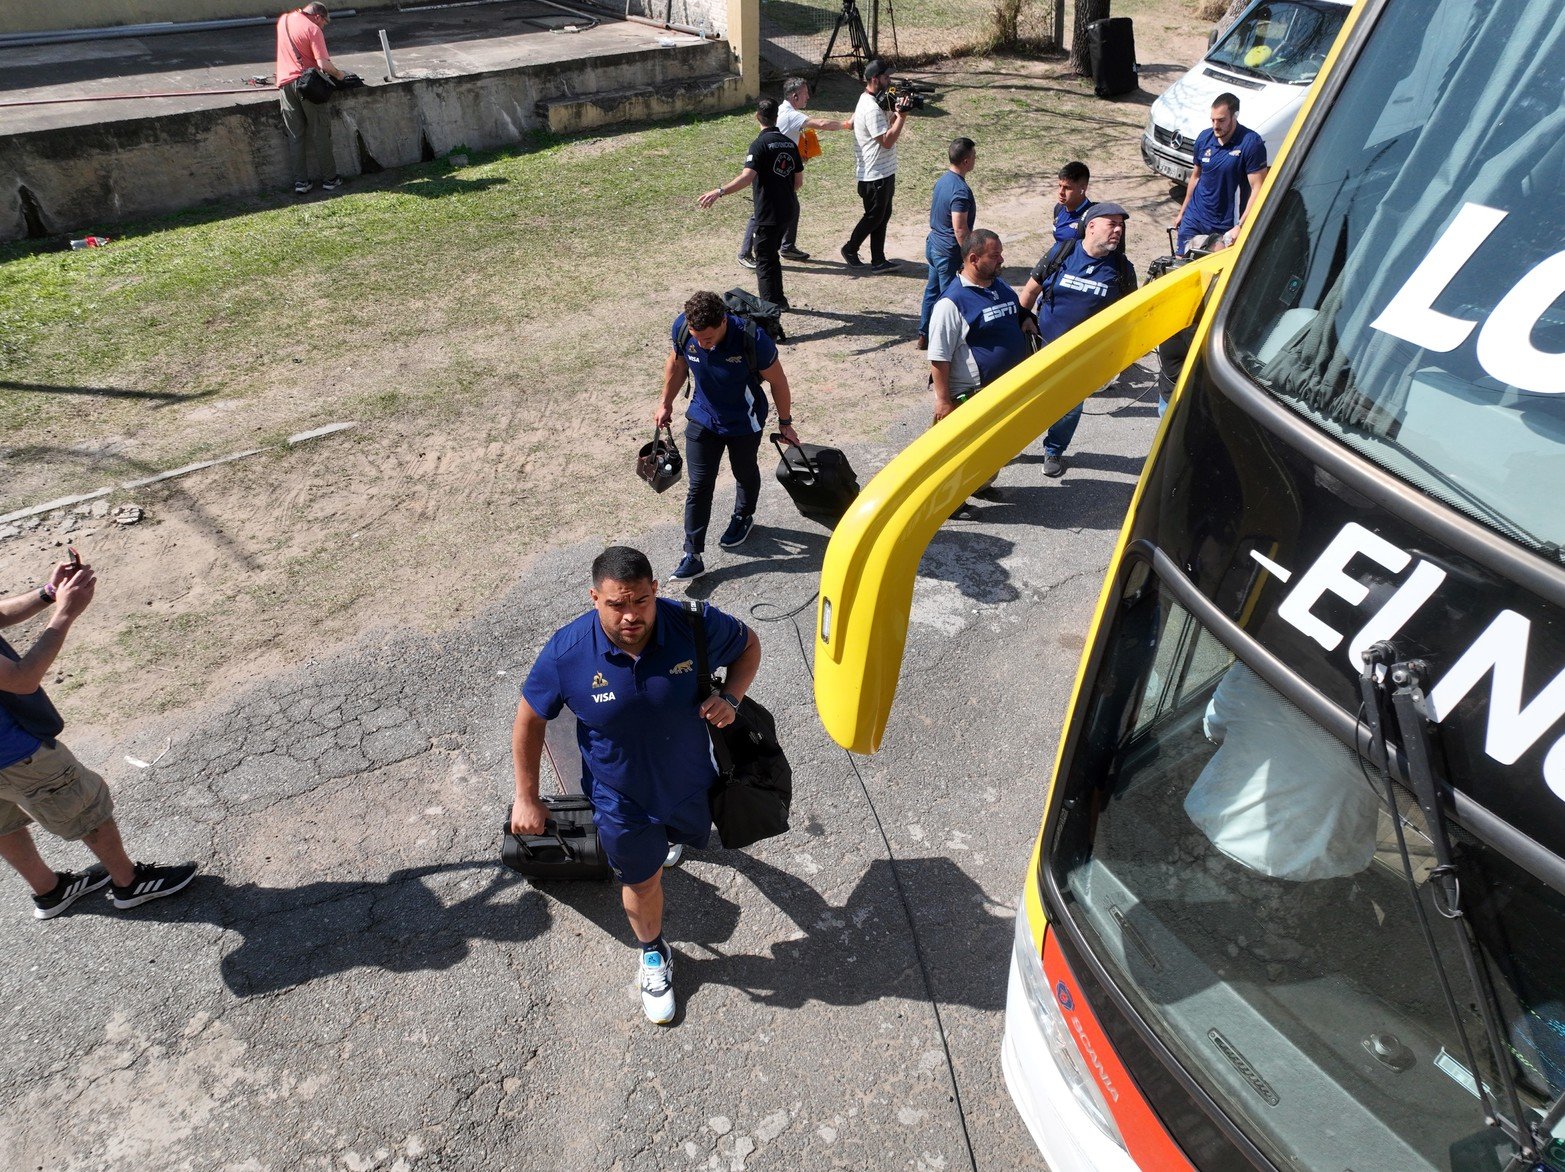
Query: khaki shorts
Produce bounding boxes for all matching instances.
[0,741,114,841]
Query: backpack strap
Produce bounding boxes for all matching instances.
[684,601,734,774]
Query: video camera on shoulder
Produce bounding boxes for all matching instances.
[876,78,927,112]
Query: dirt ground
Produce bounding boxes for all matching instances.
[0,12,1209,738]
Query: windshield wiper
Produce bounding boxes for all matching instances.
[1358,645,1538,1167]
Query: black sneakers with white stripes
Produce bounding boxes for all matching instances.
[109,861,199,910]
[31,866,111,920]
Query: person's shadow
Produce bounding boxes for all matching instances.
[81,864,553,996]
[608,853,1016,1014]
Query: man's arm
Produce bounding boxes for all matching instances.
[758,360,799,447]
[874,107,909,150]
[930,360,957,422]
[698,167,757,210]
[1173,164,1201,233]
[655,348,689,429]
[509,697,551,835]
[949,209,971,249]
[307,24,347,80]
[1017,276,1044,313]
[804,116,853,132]
[697,627,761,727]
[1219,166,1270,248]
[0,567,95,696]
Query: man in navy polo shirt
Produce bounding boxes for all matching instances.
[1019,202,1137,477]
[511,546,760,1024]
[917,136,978,351]
[655,291,801,582]
[1173,92,1268,256]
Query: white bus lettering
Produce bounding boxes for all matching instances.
[1369,203,1506,352]
[1277,522,1410,651]
[1474,250,1565,395]
[1426,610,1565,766]
[1371,201,1565,395]
[1347,559,1447,675]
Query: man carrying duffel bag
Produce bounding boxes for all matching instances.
[509,546,760,1025]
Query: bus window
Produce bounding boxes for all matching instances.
[1052,572,1565,1171]
[1225,0,1565,559]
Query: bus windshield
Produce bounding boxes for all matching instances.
[1226,1,1565,559]
[1050,566,1565,1172]
[1206,1,1347,85]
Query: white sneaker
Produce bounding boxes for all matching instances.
[663,843,685,868]
[639,948,676,1024]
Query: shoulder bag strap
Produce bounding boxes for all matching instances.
[283,11,308,71]
[684,601,734,774]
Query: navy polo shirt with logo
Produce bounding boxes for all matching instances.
[1181,123,1267,237]
[522,598,750,820]
[672,312,779,436]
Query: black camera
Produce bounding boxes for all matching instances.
[876,79,925,111]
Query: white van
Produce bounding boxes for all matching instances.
[1141,0,1352,186]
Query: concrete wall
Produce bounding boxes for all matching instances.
[625,0,728,39]
[0,38,736,240]
[1,1,401,37]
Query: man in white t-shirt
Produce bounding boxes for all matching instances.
[842,60,912,274]
[738,77,851,269]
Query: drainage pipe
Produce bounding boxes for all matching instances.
[0,88,264,108]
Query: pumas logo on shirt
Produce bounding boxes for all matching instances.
[591,671,608,687]
[726,355,745,364]
[669,659,694,675]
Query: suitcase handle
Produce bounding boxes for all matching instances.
[507,819,581,862]
[770,432,820,481]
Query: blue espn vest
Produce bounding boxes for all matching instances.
[940,278,1031,387]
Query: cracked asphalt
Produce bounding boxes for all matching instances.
[0,367,1160,1171]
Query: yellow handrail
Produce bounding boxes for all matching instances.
[813,251,1229,753]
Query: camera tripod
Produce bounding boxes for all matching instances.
[817,0,900,82]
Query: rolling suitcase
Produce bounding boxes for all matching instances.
[1088,17,1137,98]
[501,794,611,879]
[771,434,860,529]
[500,713,612,880]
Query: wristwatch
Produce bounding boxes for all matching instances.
[720,691,741,711]
[777,417,793,427]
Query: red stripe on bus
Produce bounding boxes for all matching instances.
[1041,931,1197,1172]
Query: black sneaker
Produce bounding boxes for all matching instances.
[840,246,866,269]
[780,247,810,261]
[718,513,754,549]
[738,254,758,270]
[321,176,343,191]
[32,866,111,920]
[109,861,199,910]
[870,259,899,273]
[670,553,706,581]
[293,181,314,195]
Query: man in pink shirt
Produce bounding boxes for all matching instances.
[275,3,347,195]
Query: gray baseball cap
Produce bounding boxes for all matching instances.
[1082,201,1131,223]
[863,59,891,80]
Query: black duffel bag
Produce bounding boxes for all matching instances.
[686,601,792,850]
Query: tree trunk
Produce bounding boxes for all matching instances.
[1069,0,1112,76]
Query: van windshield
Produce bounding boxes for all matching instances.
[1207,1,1347,84]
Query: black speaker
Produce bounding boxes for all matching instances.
[1087,17,1137,98]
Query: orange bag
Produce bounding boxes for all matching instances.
[799,128,822,161]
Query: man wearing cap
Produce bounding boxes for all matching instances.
[511,545,761,1024]
[1019,202,1138,477]
[275,2,347,195]
[843,60,913,274]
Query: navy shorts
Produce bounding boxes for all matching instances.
[590,784,713,886]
